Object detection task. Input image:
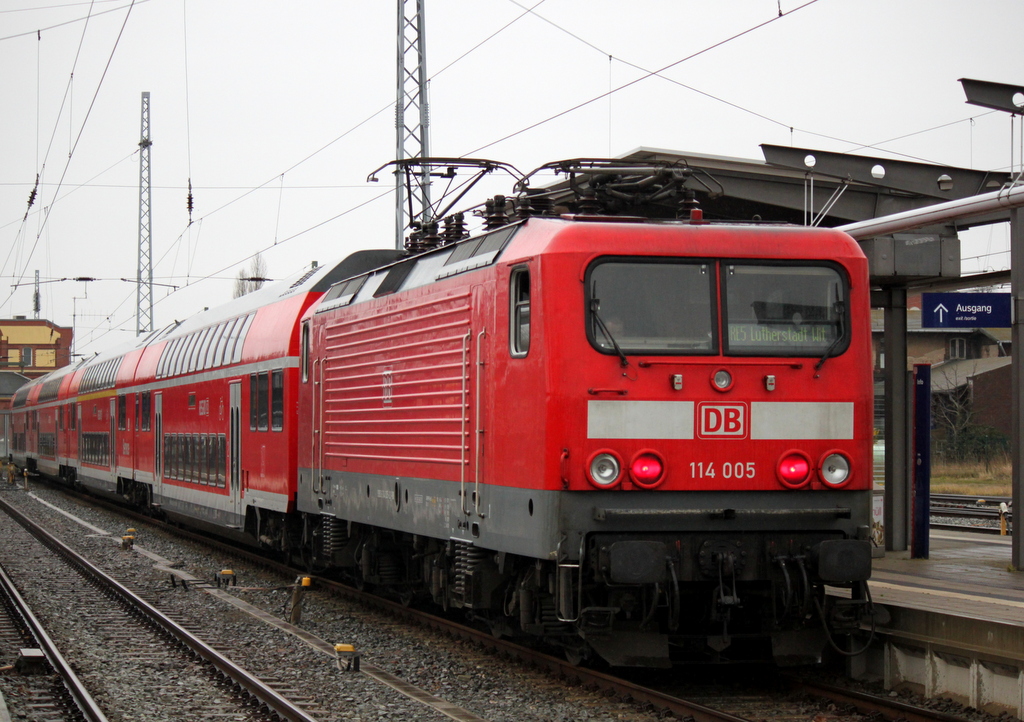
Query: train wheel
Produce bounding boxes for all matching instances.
[489,618,513,640]
[563,641,590,667]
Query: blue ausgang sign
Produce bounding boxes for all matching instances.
[921,292,1011,328]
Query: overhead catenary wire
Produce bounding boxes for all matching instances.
[61,0,859,354]
[18,0,804,340]
[30,1,1014,355]
[73,3,816,353]
[78,186,394,352]
[0,151,137,234]
[5,0,100,306]
[182,0,194,225]
[503,0,991,167]
[3,0,139,314]
[0,0,152,43]
[465,0,824,156]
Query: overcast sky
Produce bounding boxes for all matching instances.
[1,0,1021,358]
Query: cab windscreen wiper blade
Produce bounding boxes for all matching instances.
[590,299,630,368]
[814,301,845,376]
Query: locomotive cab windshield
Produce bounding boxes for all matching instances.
[586,258,849,358]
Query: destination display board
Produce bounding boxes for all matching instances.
[921,292,1011,328]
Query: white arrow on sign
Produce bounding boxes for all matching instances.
[934,303,948,323]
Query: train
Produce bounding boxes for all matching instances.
[8,159,874,667]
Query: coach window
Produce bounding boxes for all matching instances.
[217,434,227,488]
[250,372,269,431]
[249,374,259,430]
[117,395,127,431]
[211,320,230,368]
[230,314,255,365]
[301,323,310,382]
[141,391,151,432]
[170,435,180,479]
[200,435,209,485]
[257,372,269,430]
[510,267,530,357]
[271,369,284,430]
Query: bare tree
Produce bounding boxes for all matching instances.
[933,381,973,461]
[233,253,268,298]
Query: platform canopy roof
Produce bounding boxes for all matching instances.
[613,146,1012,229]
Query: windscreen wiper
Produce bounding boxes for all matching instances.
[590,299,630,368]
[814,301,845,377]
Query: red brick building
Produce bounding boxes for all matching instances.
[0,317,73,379]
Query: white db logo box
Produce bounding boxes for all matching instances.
[698,403,747,438]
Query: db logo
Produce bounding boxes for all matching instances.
[698,403,747,438]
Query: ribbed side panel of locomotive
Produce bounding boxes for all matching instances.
[299,263,491,599]
[296,227,535,605]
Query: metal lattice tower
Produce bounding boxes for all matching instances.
[395,0,431,250]
[136,91,154,336]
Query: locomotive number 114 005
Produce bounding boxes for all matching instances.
[689,461,756,479]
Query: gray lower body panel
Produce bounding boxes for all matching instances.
[297,467,871,561]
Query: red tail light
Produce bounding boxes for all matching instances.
[630,451,665,488]
[777,452,811,488]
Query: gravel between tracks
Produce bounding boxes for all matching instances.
[0,483,664,722]
[2,483,1010,722]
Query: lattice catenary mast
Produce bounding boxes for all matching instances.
[395,0,431,250]
[136,91,154,335]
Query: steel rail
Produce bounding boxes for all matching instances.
[930,523,1004,534]
[0,494,318,722]
[931,494,1011,506]
[784,676,980,722]
[931,506,1001,518]
[35,481,981,722]
[33,485,752,721]
[0,556,109,722]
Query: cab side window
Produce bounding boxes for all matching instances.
[510,267,530,357]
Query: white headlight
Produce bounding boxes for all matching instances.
[589,453,621,486]
[713,369,732,390]
[820,453,850,486]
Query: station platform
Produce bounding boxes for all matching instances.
[871,529,1024,624]
[852,529,1024,716]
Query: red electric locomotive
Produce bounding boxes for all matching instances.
[12,159,874,666]
[294,159,875,666]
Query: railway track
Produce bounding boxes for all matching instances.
[22,479,988,722]
[930,493,1012,533]
[931,493,1010,517]
[0,550,106,721]
[0,492,321,722]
